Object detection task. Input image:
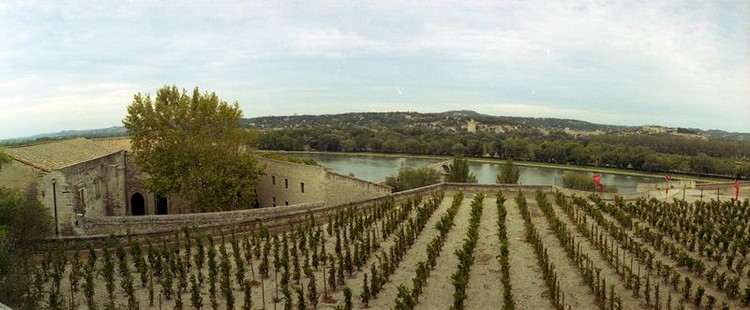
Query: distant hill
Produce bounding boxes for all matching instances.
[0,126,127,146]
[246,110,633,133]
[3,111,749,144]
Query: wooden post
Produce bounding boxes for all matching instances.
[682,185,686,201]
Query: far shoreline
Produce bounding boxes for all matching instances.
[267,150,730,183]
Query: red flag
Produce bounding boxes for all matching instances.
[735,180,740,202]
[592,175,603,195]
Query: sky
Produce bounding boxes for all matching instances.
[0,0,748,138]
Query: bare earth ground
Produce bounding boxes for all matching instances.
[50,191,748,310]
[547,198,647,309]
[526,199,598,308]
[594,198,745,309]
[463,197,504,309]
[504,198,550,309]
[414,193,474,310]
[365,195,454,309]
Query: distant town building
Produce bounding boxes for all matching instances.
[467,119,477,133]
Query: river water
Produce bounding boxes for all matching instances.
[293,153,661,194]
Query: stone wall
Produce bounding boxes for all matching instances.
[62,183,551,245]
[323,171,392,205]
[124,153,191,216]
[54,152,128,234]
[0,160,42,200]
[255,157,392,208]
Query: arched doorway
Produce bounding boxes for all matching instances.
[131,193,145,216]
[156,195,168,215]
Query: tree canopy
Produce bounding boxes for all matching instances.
[385,166,442,192]
[497,159,520,184]
[0,148,9,170]
[0,187,53,306]
[123,85,264,212]
[447,156,477,183]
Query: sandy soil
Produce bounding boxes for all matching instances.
[504,197,551,309]
[413,193,475,310]
[46,191,747,310]
[595,199,746,309]
[365,194,456,309]
[547,198,649,309]
[463,197,504,309]
[526,199,598,308]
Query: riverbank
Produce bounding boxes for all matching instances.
[275,150,728,183]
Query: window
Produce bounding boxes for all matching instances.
[285,201,289,206]
[272,175,276,185]
[284,178,289,189]
[301,182,305,193]
[272,197,277,207]
[94,179,102,199]
[77,188,85,206]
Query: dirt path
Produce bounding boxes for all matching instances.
[526,199,598,308]
[366,195,456,309]
[415,193,475,310]
[504,197,550,310]
[463,197,504,309]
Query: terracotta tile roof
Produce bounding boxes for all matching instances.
[6,138,121,171]
[92,137,132,152]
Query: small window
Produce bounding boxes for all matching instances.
[272,196,276,203]
[285,201,289,206]
[300,182,305,193]
[284,179,289,189]
[94,180,101,199]
[272,176,276,185]
[77,188,85,206]
[273,203,277,207]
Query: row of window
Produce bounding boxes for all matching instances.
[271,175,305,193]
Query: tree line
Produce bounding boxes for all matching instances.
[254,126,750,178]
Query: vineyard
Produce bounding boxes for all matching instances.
[21,188,750,309]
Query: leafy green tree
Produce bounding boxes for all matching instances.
[0,188,53,308]
[447,156,477,183]
[496,159,520,184]
[0,148,10,170]
[123,85,264,212]
[385,167,442,192]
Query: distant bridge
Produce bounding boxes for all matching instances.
[426,160,452,175]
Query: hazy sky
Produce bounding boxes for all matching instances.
[1,0,748,138]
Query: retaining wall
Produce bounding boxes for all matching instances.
[46,183,558,249]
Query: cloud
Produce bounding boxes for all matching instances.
[0,0,748,137]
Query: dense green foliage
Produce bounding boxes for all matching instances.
[385,167,442,191]
[252,115,750,178]
[0,148,9,170]
[0,188,53,307]
[447,156,477,183]
[496,159,520,184]
[561,172,618,193]
[123,85,264,212]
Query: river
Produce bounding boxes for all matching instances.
[292,152,661,194]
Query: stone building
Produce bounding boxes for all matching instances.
[0,137,391,236]
[255,156,392,208]
[0,138,128,235]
